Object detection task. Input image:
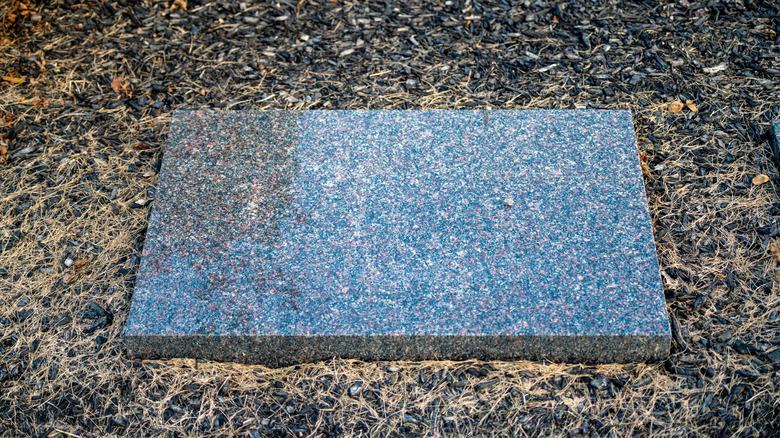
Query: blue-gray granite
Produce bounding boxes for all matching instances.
[123,110,670,366]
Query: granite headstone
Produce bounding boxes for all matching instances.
[123,110,670,366]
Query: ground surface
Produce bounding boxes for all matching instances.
[1,1,779,437]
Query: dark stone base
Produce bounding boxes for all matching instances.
[125,333,671,367]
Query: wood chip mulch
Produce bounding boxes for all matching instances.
[1,1,779,437]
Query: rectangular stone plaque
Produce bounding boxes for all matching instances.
[123,110,670,366]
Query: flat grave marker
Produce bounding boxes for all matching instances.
[123,110,670,366]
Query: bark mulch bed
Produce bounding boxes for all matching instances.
[1,0,779,436]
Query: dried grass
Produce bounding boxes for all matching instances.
[1,1,779,437]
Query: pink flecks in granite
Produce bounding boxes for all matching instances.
[123,110,670,366]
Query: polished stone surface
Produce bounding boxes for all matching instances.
[123,110,670,366]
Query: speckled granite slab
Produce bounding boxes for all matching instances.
[123,110,670,366]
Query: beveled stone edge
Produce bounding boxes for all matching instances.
[124,333,671,367]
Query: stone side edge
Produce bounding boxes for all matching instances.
[124,334,671,367]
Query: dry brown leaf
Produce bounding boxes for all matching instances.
[752,174,770,186]
[770,242,780,263]
[639,159,651,178]
[111,76,130,94]
[172,0,187,11]
[2,75,24,84]
[43,218,56,225]
[685,100,698,113]
[111,77,122,93]
[73,259,90,271]
[26,97,46,106]
[668,101,684,113]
